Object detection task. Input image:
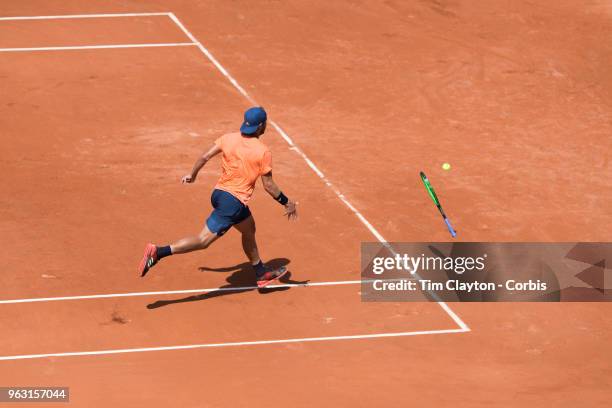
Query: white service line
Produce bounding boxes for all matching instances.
[0,278,419,305]
[0,328,469,361]
[166,12,470,332]
[0,12,171,21]
[0,42,197,53]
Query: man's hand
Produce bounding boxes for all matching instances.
[181,174,196,184]
[284,200,298,220]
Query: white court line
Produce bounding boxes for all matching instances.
[0,278,419,305]
[0,328,469,361]
[0,42,196,52]
[0,12,171,21]
[167,13,470,332]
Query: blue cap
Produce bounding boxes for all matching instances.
[240,107,267,135]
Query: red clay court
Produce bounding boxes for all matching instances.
[1,1,611,407]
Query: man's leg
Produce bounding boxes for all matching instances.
[170,225,219,254]
[139,225,220,277]
[233,215,261,265]
[233,215,287,287]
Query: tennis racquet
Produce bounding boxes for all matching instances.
[420,171,457,238]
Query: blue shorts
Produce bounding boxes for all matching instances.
[206,189,251,236]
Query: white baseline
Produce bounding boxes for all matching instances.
[0,328,468,361]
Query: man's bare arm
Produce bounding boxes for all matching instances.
[182,144,221,183]
[261,171,298,220]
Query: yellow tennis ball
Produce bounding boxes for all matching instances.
[442,163,451,170]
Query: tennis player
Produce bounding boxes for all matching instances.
[138,107,297,287]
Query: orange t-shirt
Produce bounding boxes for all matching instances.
[214,132,272,204]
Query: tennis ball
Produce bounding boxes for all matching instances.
[442,163,451,170]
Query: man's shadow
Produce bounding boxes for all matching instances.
[146,258,308,309]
